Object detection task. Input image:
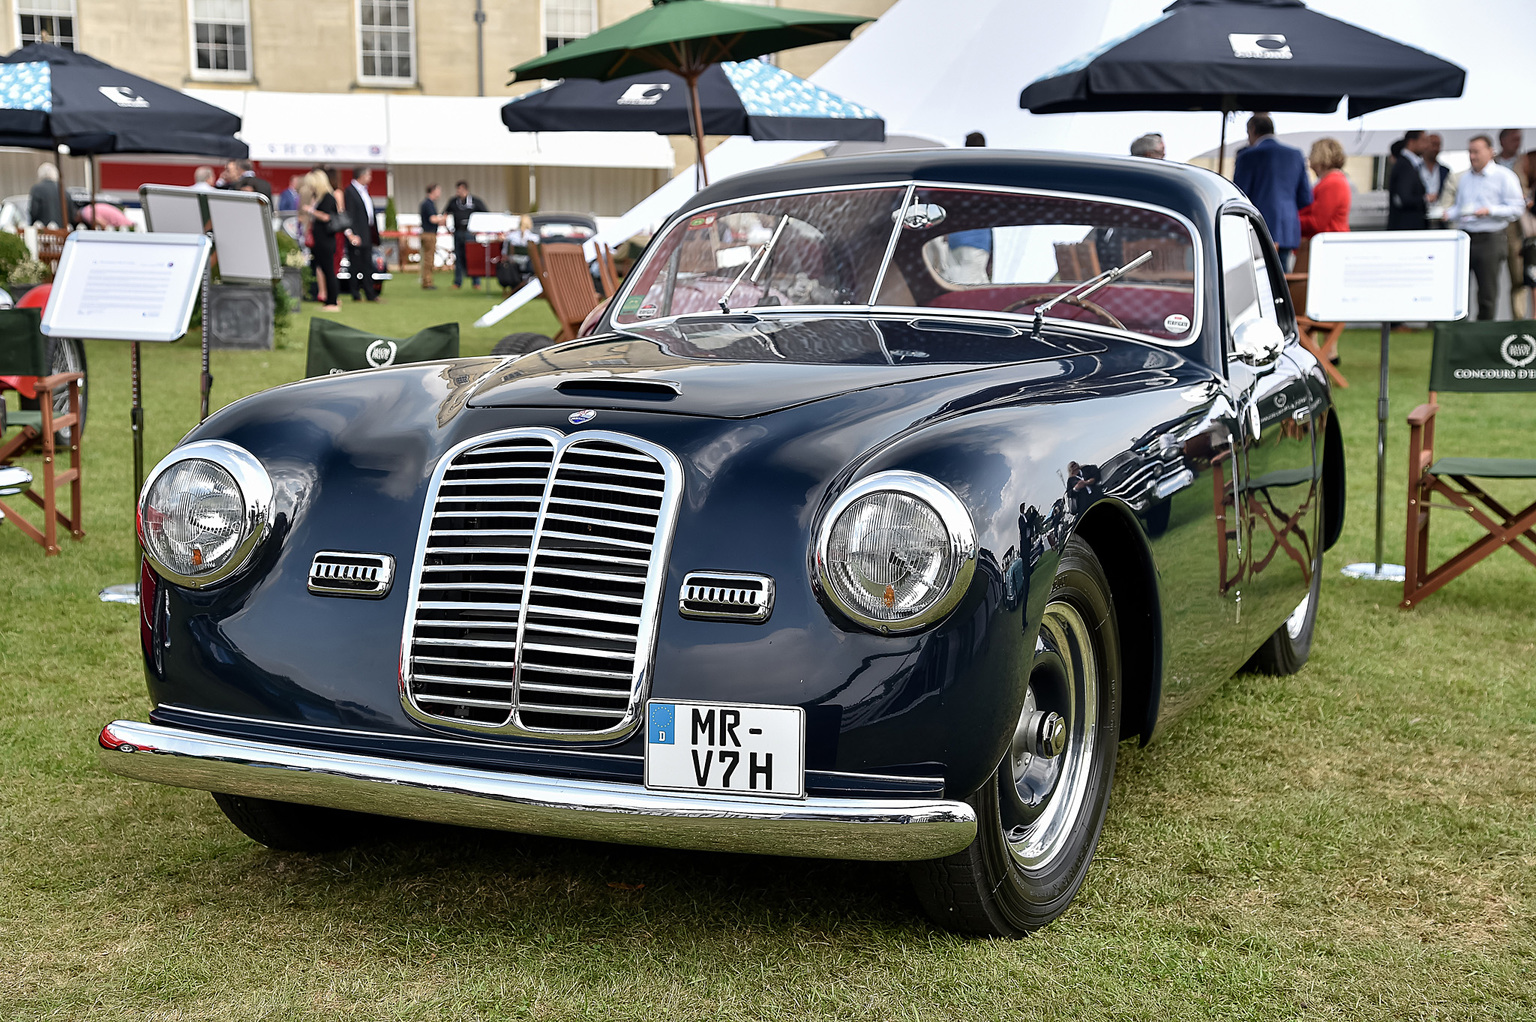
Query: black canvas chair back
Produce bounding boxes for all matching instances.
[305,319,460,377]
[0,307,47,377]
[1402,321,1536,607]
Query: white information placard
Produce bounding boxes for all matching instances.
[1306,230,1470,323]
[141,184,280,285]
[41,232,213,341]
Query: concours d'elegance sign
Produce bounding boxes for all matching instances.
[1431,322,1536,390]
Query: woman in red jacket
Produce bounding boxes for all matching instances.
[1298,137,1351,363]
[1299,137,1351,240]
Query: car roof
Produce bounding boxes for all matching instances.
[676,148,1243,226]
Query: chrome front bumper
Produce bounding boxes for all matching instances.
[97,720,977,861]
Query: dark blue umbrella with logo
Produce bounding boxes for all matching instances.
[502,58,883,144]
[1020,0,1464,171]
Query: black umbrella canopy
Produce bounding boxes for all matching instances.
[0,43,247,156]
[1021,0,1465,120]
[501,61,884,143]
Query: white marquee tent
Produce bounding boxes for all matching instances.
[478,0,1536,324]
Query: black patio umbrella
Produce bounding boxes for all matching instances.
[502,59,883,143]
[0,44,247,157]
[1020,0,1465,171]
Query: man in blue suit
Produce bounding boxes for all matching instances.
[1233,114,1312,265]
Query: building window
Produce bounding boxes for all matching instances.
[17,0,76,49]
[189,0,251,80]
[543,0,595,53]
[359,0,414,84]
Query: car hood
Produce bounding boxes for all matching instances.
[467,315,1102,419]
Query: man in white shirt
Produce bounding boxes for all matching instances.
[1444,135,1527,320]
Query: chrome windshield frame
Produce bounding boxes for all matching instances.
[609,179,1205,349]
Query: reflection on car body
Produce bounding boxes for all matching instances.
[99,150,1344,937]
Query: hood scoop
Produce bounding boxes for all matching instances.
[555,377,681,401]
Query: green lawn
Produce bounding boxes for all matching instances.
[2,313,1534,1021]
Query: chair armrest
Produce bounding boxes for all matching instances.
[1406,402,1439,427]
[33,372,83,393]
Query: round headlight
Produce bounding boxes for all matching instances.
[815,471,977,633]
[138,440,273,587]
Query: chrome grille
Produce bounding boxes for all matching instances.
[401,428,681,739]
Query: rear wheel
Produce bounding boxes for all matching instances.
[17,336,86,445]
[910,537,1122,936]
[211,793,375,853]
[492,331,555,357]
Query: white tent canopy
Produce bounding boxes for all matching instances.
[476,0,1536,325]
[184,89,675,169]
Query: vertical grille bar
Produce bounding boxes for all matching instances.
[401,428,682,740]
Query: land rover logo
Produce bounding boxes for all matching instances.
[365,339,398,367]
[618,83,671,106]
[1501,334,1536,368]
[569,409,597,425]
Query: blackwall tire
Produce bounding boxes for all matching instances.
[211,793,375,853]
[910,535,1122,936]
[491,332,554,357]
[1242,544,1323,676]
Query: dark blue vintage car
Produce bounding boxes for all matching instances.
[100,150,1343,936]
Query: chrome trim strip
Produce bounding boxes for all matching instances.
[398,427,683,745]
[307,551,395,598]
[678,570,776,623]
[99,720,976,862]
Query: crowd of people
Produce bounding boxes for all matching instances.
[1131,119,1536,321]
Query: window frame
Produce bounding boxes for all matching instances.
[1218,207,1296,366]
[356,0,417,87]
[15,0,77,50]
[541,0,597,54]
[187,0,253,83]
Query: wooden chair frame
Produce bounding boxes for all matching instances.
[0,371,84,554]
[530,240,603,343]
[1402,395,1536,608]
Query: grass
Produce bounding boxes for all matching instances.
[2,314,1535,1021]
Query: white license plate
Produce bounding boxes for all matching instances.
[644,700,805,799]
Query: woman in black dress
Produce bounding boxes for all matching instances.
[302,168,342,311]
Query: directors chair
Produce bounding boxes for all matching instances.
[0,307,83,555]
[1402,320,1536,608]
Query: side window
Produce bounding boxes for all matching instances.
[1220,213,1286,353]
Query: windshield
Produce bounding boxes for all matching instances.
[612,187,906,325]
[614,183,1200,343]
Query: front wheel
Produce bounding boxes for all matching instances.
[910,536,1122,936]
[211,793,376,853]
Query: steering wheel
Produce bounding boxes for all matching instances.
[1001,294,1127,332]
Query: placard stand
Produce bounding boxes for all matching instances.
[1305,231,1471,582]
[139,185,279,423]
[40,231,214,605]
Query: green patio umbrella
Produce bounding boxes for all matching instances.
[510,0,873,185]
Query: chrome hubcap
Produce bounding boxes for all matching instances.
[1002,599,1098,872]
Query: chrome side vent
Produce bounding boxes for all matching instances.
[679,571,775,623]
[308,551,395,598]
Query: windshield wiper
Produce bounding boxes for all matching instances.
[719,214,789,313]
[1030,249,1152,340]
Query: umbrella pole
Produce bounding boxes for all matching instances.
[54,147,67,228]
[685,72,709,188]
[87,155,97,228]
[1218,110,1228,178]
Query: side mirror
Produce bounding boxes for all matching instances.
[1231,318,1284,367]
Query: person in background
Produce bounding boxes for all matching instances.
[27,162,70,227]
[1232,113,1312,266]
[418,183,446,290]
[344,167,380,303]
[190,166,218,191]
[1423,134,1450,205]
[301,167,342,311]
[277,174,301,214]
[1495,130,1531,316]
[229,158,273,202]
[1442,135,1526,320]
[1496,128,1524,171]
[1387,130,1430,230]
[964,131,986,147]
[1298,137,1352,364]
[1129,133,1165,159]
[446,180,488,290]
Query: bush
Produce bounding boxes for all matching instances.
[0,231,27,280]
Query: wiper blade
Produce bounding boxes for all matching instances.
[1030,249,1152,339]
[718,214,789,313]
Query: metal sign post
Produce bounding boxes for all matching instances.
[1305,230,1471,582]
[139,185,280,422]
[41,231,214,604]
